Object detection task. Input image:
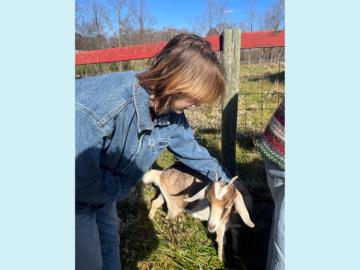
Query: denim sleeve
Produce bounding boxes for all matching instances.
[168,114,231,182]
[76,111,122,205]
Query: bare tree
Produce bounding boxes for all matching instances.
[76,0,87,49]
[102,0,132,70]
[247,0,257,32]
[214,0,232,33]
[104,0,136,47]
[262,0,284,30]
[75,0,107,50]
[132,0,156,44]
[90,0,108,48]
[76,0,93,42]
[75,0,85,33]
[206,0,216,30]
[191,0,232,36]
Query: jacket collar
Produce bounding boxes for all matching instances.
[132,77,171,134]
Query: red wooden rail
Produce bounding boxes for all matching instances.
[75,30,284,66]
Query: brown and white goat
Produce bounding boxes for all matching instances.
[142,163,255,261]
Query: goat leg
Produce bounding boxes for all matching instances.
[149,193,165,219]
[216,224,226,262]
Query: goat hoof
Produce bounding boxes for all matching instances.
[217,252,226,263]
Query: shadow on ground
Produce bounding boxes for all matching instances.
[247,71,285,84]
[117,184,159,270]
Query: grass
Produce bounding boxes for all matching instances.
[117,63,284,269]
[76,59,150,77]
[118,176,224,270]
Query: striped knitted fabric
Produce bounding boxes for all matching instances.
[258,99,285,170]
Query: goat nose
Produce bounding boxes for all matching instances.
[208,224,216,231]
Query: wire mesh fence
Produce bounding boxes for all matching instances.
[185,60,284,148]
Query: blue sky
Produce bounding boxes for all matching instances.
[91,0,275,32]
[145,0,271,30]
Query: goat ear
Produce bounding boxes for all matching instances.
[234,189,255,228]
[184,185,209,202]
[228,176,238,186]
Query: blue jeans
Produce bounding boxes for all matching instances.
[265,161,285,270]
[76,201,121,270]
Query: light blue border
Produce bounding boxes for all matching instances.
[287,1,360,269]
[0,1,74,269]
[1,0,360,269]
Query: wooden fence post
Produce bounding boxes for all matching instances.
[221,28,241,176]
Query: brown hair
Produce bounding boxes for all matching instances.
[136,33,225,114]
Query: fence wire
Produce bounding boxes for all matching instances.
[186,60,284,147]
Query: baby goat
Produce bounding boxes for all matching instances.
[142,163,255,261]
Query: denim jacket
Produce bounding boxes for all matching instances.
[76,70,230,206]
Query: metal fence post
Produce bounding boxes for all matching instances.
[221,28,241,176]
